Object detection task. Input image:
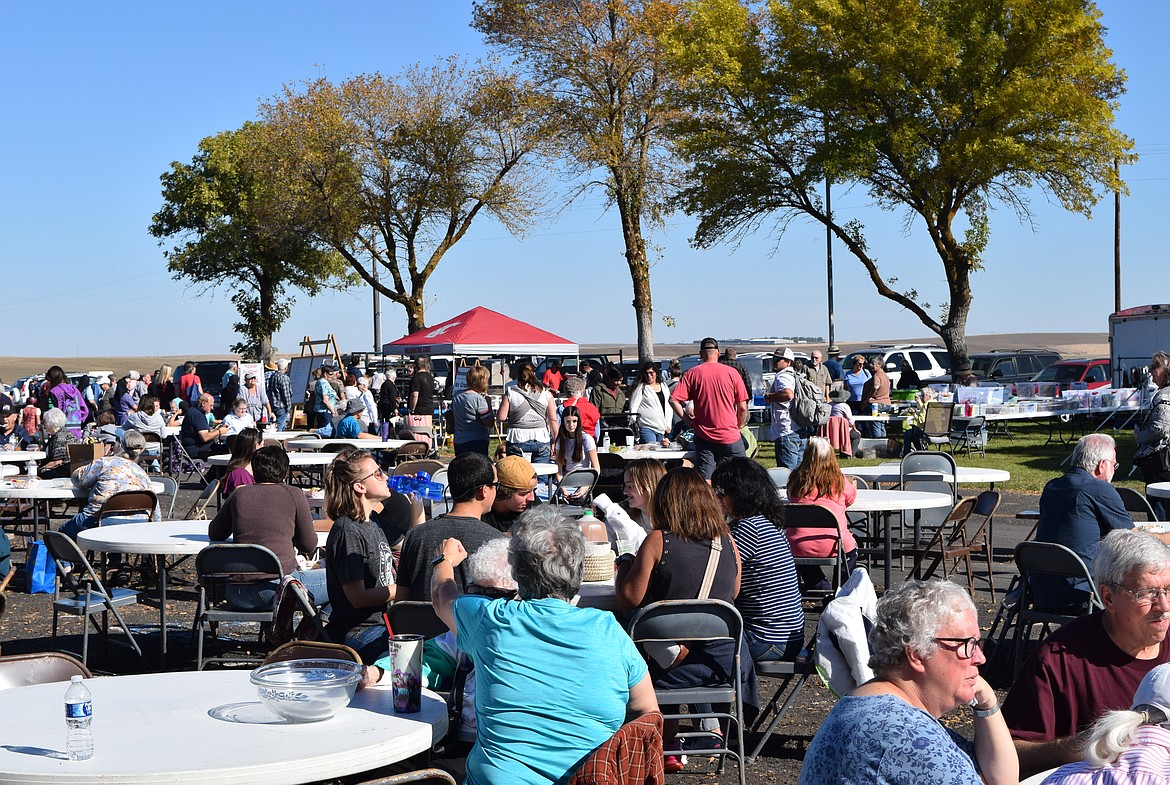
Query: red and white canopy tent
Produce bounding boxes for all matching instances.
[382,306,577,357]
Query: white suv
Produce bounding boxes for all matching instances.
[843,345,951,387]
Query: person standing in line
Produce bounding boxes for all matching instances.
[859,356,892,438]
[669,337,749,480]
[806,350,833,398]
[765,348,807,470]
[266,358,293,431]
[823,346,845,383]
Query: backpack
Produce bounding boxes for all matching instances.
[790,372,832,430]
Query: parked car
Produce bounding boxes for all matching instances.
[1030,358,1111,389]
[923,349,1062,388]
[845,344,951,387]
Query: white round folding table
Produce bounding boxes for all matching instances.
[77,520,328,668]
[0,477,166,540]
[843,464,1010,488]
[0,451,47,463]
[1146,481,1170,501]
[285,438,409,451]
[0,670,447,784]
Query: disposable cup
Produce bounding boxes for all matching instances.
[388,634,424,713]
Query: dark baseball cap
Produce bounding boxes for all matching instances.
[0,393,12,415]
[700,337,719,351]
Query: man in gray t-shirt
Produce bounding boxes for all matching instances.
[766,348,807,470]
[394,452,503,602]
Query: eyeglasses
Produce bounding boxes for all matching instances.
[933,637,985,659]
[358,467,387,483]
[1110,583,1170,606]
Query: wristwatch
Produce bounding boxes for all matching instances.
[969,698,1000,718]
[430,553,447,567]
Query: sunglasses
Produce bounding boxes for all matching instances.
[358,467,387,483]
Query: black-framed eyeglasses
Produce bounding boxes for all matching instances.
[468,585,516,600]
[933,637,984,659]
[358,467,387,483]
[1110,583,1170,606]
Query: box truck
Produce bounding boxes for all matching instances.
[1109,304,1170,387]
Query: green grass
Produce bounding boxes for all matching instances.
[757,419,1148,494]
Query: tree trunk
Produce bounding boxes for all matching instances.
[617,183,655,363]
[939,304,972,380]
[405,289,426,334]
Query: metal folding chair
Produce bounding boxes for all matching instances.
[0,652,91,690]
[1011,541,1103,675]
[193,543,282,669]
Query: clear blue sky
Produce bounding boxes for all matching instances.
[3,1,1166,358]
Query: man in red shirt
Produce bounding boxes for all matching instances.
[669,337,748,479]
[541,359,565,395]
[561,376,601,441]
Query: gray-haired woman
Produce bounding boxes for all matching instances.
[431,507,657,785]
[40,407,78,479]
[800,580,1017,785]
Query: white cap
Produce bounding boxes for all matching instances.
[1132,663,1170,719]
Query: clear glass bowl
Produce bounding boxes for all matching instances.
[250,659,362,722]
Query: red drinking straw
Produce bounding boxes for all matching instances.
[383,612,394,639]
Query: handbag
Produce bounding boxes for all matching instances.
[26,539,57,595]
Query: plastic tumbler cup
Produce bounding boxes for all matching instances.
[389,634,424,713]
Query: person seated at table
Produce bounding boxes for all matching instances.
[431,507,658,785]
[799,580,1017,785]
[786,436,858,592]
[825,387,862,457]
[614,467,752,771]
[1040,662,1170,785]
[396,453,505,602]
[360,537,518,780]
[554,405,599,502]
[61,430,158,539]
[618,459,666,533]
[86,410,124,453]
[896,359,922,390]
[221,398,256,436]
[180,392,229,459]
[711,457,804,662]
[331,398,378,439]
[480,455,539,533]
[1003,529,1170,778]
[0,394,35,449]
[123,394,179,467]
[322,449,398,663]
[900,387,937,456]
[208,445,327,610]
[39,408,79,479]
[221,427,261,496]
[1032,433,1133,613]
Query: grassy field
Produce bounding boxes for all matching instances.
[757,417,1148,494]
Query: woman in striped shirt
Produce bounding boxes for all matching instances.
[712,457,805,661]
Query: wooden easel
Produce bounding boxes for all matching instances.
[290,334,344,428]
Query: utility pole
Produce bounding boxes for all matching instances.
[1114,157,1121,313]
[826,177,835,349]
[372,259,382,352]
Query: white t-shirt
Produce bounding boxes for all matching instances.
[769,369,797,439]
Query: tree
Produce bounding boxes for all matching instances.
[665,0,1134,371]
[473,0,686,363]
[149,122,353,361]
[257,59,549,333]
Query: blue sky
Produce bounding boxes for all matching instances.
[2,1,1166,358]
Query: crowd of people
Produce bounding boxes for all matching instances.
[6,347,1170,785]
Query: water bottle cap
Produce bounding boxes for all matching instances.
[70,675,82,683]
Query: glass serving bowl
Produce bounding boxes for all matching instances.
[250,659,362,722]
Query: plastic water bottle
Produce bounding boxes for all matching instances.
[64,675,93,760]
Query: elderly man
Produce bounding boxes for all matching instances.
[670,337,749,479]
[180,392,229,459]
[61,430,157,539]
[1004,529,1170,777]
[765,348,805,470]
[394,452,505,602]
[805,350,833,398]
[266,358,293,431]
[824,346,844,382]
[0,394,35,449]
[1031,433,1134,611]
[482,455,539,533]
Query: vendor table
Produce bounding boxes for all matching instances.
[0,669,447,784]
[77,520,328,669]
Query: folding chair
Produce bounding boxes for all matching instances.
[899,497,977,589]
[392,459,445,478]
[899,451,957,546]
[965,490,1001,601]
[627,599,747,785]
[555,468,599,505]
[386,601,450,640]
[392,441,430,466]
[263,640,360,665]
[167,436,209,485]
[1118,487,1158,522]
[594,452,626,500]
[96,490,157,524]
[0,652,91,690]
[193,543,282,669]
[921,402,954,451]
[152,476,179,519]
[137,431,165,472]
[950,415,987,457]
[783,504,844,601]
[183,479,220,520]
[746,639,816,763]
[43,531,142,668]
[357,770,456,785]
[1011,541,1103,675]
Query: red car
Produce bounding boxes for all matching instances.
[1030,358,1111,389]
